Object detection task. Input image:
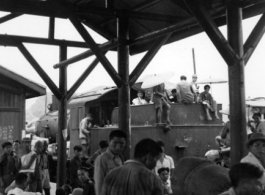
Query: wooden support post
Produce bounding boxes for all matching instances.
[17,43,62,100]
[184,0,239,66]
[244,13,265,65]
[0,13,22,24]
[49,17,55,39]
[53,39,119,69]
[129,33,171,86]
[66,52,107,100]
[117,16,130,159]
[56,45,67,187]
[227,1,247,165]
[70,17,123,87]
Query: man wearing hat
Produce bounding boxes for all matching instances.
[0,142,17,194]
[132,90,147,106]
[251,113,265,135]
[241,132,265,185]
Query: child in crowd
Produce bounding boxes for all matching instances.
[158,167,173,195]
[62,184,72,195]
[70,145,82,189]
[77,167,95,195]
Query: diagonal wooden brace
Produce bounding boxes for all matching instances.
[244,13,265,65]
[66,51,108,100]
[70,16,123,87]
[184,0,239,66]
[0,13,22,24]
[17,43,62,100]
[129,33,172,86]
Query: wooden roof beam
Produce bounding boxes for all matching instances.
[66,51,107,100]
[76,7,183,22]
[0,0,69,18]
[129,33,171,86]
[70,16,123,87]
[0,13,22,24]
[0,34,89,48]
[17,43,62,100]
[53,39,120,69]
[243,13,265,65]
[184,0,239,66]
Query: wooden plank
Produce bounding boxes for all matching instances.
[0,34,89,48]
[129,33,171,86]
[244,13,265,64]
[70,16,123,88]
[117,17,131,159]
[227,1,248,165]
[53,39,119,69]
[49,17,55,40]
[17,43,62,100]
[0,108,21,112]
[57,45,68,187]
[184,0,239,66]
[0,13,22,24]
[0,0,69,18]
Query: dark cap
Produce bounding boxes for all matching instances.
[252,113,261,119]
[247,133,265,148]
[2,141,12,149]
[78,166,91,172]
[137,90,144,94]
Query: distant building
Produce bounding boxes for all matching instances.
[0,65,46,153]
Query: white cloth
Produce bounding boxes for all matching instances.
[7,188,41,195]
[241,152,265,185]
[79,118,91,139]
[256,122,265,134]
[132,98,147,106]
[154,154,175,187]
[20,151,36,173]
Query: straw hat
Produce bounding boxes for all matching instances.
[247,133,265,148]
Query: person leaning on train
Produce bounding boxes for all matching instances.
[241,132,265,186]
[198,85,220,120]
[132,90,147,106]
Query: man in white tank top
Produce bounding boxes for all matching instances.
[19,138,37,174]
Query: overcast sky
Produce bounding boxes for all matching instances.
[0,12,264,111]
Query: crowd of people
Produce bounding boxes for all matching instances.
[132,74,220,124]
[1,128,265,195]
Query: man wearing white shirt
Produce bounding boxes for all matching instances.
[7,173,41,195]
[154,140,175,188]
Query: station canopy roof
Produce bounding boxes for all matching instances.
[0,0,263,55]
[0,65,46,99]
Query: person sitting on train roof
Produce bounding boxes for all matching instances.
[249,113,265,135]
[176,75,195,104]
[218,163,263,195]
[132,90,147,106]
[152,83,172,125]
[198,85,220,120]
[241,133,265,186]
[190,74,199,103]
[169,89,178,103]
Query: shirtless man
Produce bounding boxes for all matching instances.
[152,83,172,125]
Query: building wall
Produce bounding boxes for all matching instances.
[0,87,24,153]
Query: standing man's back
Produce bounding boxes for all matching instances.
[176,76,194,104]
[94,130,127,195]
[101,138,163,195]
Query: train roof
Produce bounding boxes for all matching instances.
[68,86,117,107]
